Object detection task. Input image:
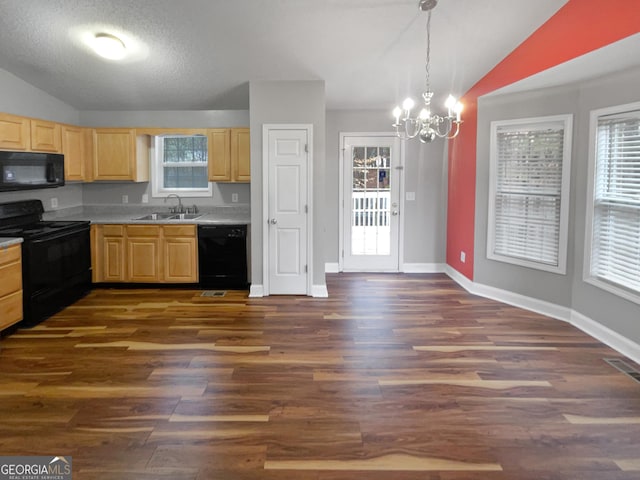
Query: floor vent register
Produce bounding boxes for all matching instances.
[604,358,640,384]
[200,291,227,298]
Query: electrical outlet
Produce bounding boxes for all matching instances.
[142,194,149,204]
[122,195,128,204]
[460,251,466,263]
[50,197,58,209]
[231,193,239,203]
[406,192,416,201]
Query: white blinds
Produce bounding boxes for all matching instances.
[492,122,567,267]
[591,111,640,293]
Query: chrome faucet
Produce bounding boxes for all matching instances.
[164,193,184,213]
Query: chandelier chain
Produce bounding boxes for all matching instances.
[425,11,431,95]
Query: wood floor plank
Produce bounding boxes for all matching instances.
[1,273,639,479]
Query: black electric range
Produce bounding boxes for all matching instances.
[0,200,92,329]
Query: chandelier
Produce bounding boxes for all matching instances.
[392,0,463,143]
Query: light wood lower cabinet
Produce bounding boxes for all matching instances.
[92,224,197,283]
[163,225,198,282]
[0,244,23,330]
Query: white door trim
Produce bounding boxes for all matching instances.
[262,124,314,296]
[338,132,405,272]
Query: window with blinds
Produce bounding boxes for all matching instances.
[586,103,640,301]
[487,115,573,274]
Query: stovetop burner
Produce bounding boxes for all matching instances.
[0,200,90,240]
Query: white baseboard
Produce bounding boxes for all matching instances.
[311,284,329,298]
[402,263,446,273]
[326,263,447,274]
[570,311,640,365]
[325,262,339,273]
[445,265,640,365]
[248,284,264,298]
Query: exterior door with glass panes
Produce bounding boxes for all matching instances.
[342,135,401,271]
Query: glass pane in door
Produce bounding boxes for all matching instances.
[351,145,391,255]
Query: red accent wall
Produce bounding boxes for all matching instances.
[446,0,640,280]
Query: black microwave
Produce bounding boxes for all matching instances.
[0,151,65,192]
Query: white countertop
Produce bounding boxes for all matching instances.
[43,205,250,226]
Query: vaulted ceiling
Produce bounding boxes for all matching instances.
[0,0,568,111]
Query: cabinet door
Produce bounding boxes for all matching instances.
[0,113,30,151]
[163,237,197,282]
[30,119,62,153]
[0,291,23,330]
[0,244,23,329]
[62,126,88,181]
[102,236,126,282]
[208,128,231,181]
[231,128,250,182]
[126,225,161,282]
[163,225,197,283]
[93,129,135,180]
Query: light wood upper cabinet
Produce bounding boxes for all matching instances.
[231,128,250,182]
[30,119,62,153]
[0,113,30,151]
[0,244,23,331]
[208,128,231,182]
[207,128,250,183]
[62,125,93,181]
[93,128,150,182]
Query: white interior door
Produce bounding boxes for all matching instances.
[342,135,401,271]
[267,128,309,294]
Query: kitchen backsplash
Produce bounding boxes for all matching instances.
[0,181,249,212]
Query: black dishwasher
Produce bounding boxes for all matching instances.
[198,224,248,289]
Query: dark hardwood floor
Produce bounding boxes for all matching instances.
[1,273,640,479]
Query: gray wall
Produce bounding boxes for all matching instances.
[325,110,447,266]
[571,67,640,343]
[475,87,578,306]
[0,68,83,210]
[0,68,78,124]
[475,66,640,344]
[249,80,326,288]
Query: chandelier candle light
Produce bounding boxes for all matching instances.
[393,0,463,143]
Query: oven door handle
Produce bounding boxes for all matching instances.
[30,228,89,244]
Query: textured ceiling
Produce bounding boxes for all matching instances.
[0,0,568,111]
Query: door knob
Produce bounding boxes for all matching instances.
[269,218,277,224]
[392,210,399,216]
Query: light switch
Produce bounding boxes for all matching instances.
[406,192,416,201]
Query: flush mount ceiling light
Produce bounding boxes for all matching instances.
[392,0,463,143]
[92,33,126,60]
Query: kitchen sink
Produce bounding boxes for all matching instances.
[132,212,203,221]
[133,213,176,220]
[171,213,203,220]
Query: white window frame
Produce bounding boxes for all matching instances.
[487,114,573,274]
[584,101,640,305]
[151,135,212,198]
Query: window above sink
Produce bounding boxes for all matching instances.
[151,134,213,198]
